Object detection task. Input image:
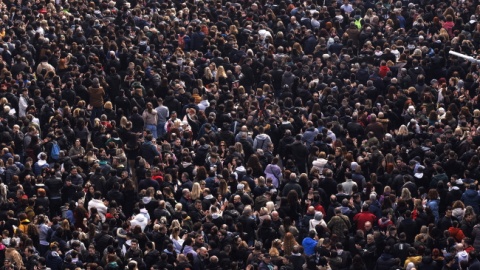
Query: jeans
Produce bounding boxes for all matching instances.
[146,124,158,139]
[157,121,166,139]
[90,107,103,125]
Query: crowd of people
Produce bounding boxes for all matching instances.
[2,0,480,269]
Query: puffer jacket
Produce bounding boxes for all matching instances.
[376,253,396,270]
[462,189,480,214]
[130,213,148,232]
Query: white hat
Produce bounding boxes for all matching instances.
[470,15,477,24]
[351,162,359,171]
[237,183,245,190]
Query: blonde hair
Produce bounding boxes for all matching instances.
[204,67,213,80]
[266,201,275,213]
[104,101,113,110]
[401,188,412,200]
[191,182,202,200]
[216,66,227,81]
[398,125,409,136]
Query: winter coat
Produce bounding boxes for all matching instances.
[88,86,105,108]
[281,71,295,88]
[404,255,422,268]
[376,253,397,270]
[45,250,62,270]
[5,248,23,268]
[448,227,465,242]
[88,198,108,222]
[253,134,272,151]
[328,215,351,239]
[462,189,480,214]
[426,199,440,223]
[301,237,317,256]
[130,214,148,232]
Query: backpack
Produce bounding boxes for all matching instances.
[354,17,363,29]
[178,34,185,49]
[25,147,36,160]
[50,141,60,160]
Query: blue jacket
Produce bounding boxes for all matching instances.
[303,35,317,55]
[45,251,63,270]
[426,199,440,223]
[190,31,205,51]
[139,141,160,165]
[462,189,480,214]
[302,237,318,256]
[369,200,382,219]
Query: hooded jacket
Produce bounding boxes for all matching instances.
[418,256,437,270]
[462,188,480,214]
[130,213,148,231]
[253,134,272,151]
[309,212,327,231]
[404,255,422,268]
[281,71,295,88]
[312,158,328,172]
[376,253,396,270]
[457,250,469,264]
[45,250,62,270]
[88,198,108,222]
[448,227,465,242]
[301,237,317,256]
[18,219,30,233]
[88,86,105,108]
[5,247,23,268]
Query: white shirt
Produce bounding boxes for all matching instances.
[340,4,354,14]
[19,95,28,117]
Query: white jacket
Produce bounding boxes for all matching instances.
[130,214,148,231]
[88,199,108,222]
[312,158,328,172]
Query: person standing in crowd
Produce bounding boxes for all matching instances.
[4,0,480,269]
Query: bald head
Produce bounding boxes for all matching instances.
[365,221,372,230]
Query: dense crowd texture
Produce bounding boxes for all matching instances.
[3,0,480,269]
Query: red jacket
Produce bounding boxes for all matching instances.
[448,227,465,242]
[379,65,390,78]
[353,211,377,231]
